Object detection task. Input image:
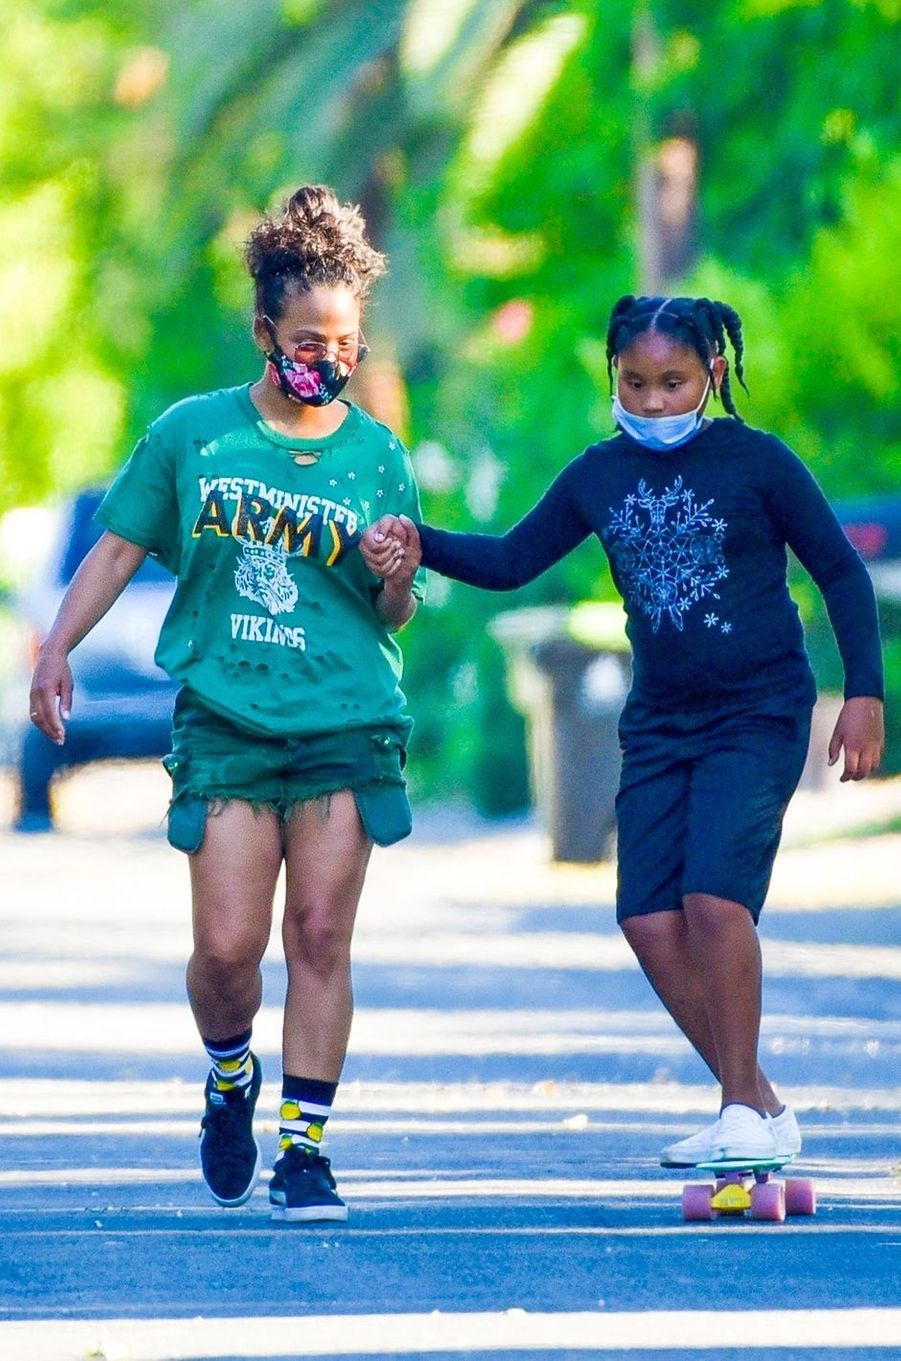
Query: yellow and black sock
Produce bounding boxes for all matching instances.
[203,1029,254,1092]
[278,1075,337,1156]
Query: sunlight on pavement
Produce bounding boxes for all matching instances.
[1,1307,899,1359]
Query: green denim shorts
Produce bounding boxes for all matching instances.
[162,689,413,854]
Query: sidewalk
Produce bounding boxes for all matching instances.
[0,766,898,1359]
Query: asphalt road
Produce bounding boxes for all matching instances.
[0,766,899,1360]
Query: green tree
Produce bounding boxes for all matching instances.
[2,0,897,795]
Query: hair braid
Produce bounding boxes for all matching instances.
[715,301,748,393]
[605,294,639,387]
[604,292,749,421]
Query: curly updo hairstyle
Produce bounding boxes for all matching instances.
[244,184,387,321]
[605,294,750,419]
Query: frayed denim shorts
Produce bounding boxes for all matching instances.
[162,688,413,855]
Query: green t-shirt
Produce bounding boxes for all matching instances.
[97,385,426,738]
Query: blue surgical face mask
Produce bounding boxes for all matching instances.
[612,374,712,450]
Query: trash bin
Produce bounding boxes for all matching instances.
[489,604,631,863]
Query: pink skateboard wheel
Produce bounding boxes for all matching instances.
[682,1184,715,1221]
[784,1177,816,1216]
[750,1179,786,1222]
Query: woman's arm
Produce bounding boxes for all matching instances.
[373,573,418,631]
[29,531,149,744]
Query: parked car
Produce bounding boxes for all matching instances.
[832,494,901,603]
[1,489,178,832]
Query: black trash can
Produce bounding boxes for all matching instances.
[489,605,631,863]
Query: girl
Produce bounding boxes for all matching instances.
[29,185,425,1221]
[361,293,884,1166]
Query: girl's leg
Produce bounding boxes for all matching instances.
[621,907,780,1113]
[681,891,769,1112]
[186,801,283,1040]
[673,710,810,1117]
[280,790,373,1079]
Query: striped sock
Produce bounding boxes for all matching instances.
[278,1075,337,1155]
[202,1029,254,1092]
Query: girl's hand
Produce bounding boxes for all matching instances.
[361,515,421,582]
[29,645,73,746]
[827,696,884,782]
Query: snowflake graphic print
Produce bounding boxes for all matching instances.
[606,477,729,633]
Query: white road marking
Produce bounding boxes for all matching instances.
[0,1308,899,1358]
[4,1220,901,1237]
[0,1077,898,1116]
[0,1168,898,1202]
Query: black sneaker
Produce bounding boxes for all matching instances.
[269,1143,348,1223]
[199,1053,262,1207]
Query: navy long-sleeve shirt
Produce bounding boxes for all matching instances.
[418,420,884,714]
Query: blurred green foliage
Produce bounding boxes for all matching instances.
[1,0,898,800]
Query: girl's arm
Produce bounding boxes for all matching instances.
[769,448,884,780]
[366,467,591,592]
[29,531,149,745]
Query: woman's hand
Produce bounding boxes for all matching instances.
[361,516,422,631]
[27,530,148,746]
[827,696,884,781]
[361,515,422,583]
[29,646,73,746]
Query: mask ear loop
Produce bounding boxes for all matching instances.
[707,358,720,407]
[261,315,281,356]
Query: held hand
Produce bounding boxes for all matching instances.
[361,515,422,583]
[827,696,884,782]
[360,514,405,575]
[29,646,73,746]
[389,515,422,584]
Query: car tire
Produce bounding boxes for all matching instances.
[13,726,59,832]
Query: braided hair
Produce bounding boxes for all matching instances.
[605,295,749,420]
[245,184,387,321]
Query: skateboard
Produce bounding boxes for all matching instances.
[680,1157,816,1223]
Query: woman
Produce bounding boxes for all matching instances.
[29,185,425,1222]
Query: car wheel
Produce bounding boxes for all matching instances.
[13,726,59,832]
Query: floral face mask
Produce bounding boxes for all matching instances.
[263,319,368,407]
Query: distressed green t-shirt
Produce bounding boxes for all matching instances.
[97,385,425,738]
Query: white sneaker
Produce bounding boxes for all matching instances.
[659,1118,723,1168]
[712,1103,779,1162]
[768,1104,802,1158]
[659,1103,778,1167]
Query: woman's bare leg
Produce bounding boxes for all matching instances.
[280,791,373,1080]
[186,801,283,1041]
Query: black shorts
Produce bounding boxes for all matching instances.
[615,702,812,924]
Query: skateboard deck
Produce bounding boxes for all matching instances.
[680,1156,816,1222]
